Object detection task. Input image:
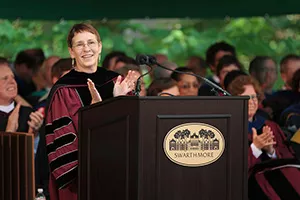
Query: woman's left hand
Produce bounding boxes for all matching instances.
[28,110,44,135]
[113,70,138,96]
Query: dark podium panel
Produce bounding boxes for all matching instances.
[0,132,35,200]
[79,96,248,200]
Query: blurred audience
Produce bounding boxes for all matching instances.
[147,78,179,96]
[153,61,178,80]
[102,51,126,71]
[216,55,243,89]
[205,41,236,85]
[171,67,200,96]
[227,74,300,200]
[114,56,138,71]
[14,48,45,99]
[280,54,300,90]
[249,56,277,98]
[186,55,207,78]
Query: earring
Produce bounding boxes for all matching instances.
[72,58,75,68]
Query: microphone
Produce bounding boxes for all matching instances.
[136,54,157,66]
[135,54,156,65]
[136,54,231,96]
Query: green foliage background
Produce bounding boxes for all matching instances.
[1,15,300,88]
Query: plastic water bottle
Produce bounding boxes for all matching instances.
[35,188,46,200]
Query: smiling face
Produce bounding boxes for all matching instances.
[68,31,102,73]
[0,64,18,105]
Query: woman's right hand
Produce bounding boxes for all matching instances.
[252,127,276,150]
[5,102,21,132]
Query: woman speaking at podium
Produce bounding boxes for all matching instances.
[45,23,137,200]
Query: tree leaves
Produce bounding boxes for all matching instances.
[1,16,300,90]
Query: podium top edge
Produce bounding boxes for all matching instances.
[79,95,249,112]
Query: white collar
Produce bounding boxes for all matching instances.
[0,102,15,113]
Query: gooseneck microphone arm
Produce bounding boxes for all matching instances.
[134,65,153,96]
[143,54,231,96]
[135,54,231,96]
[155,61,231,96]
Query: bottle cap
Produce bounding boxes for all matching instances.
[37,188,43,193]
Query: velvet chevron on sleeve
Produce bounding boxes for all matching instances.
[45,87,81,199]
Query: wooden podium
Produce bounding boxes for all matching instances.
[78,96,248,200]
[0,132,35,200]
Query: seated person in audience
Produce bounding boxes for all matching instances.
[223,70,247,91]
[249,56,277,98]
[280,54,300,90]
[153,61,178,80]
[186,56,207,78]
[51,58,73,83]
[148,53,169,81]
[280,69,300,158]
[35,56,61,105]
[227,74,300,200]
[113,56,138,71]
[206,41,236,84]
[224,70,271,120]
[147,78,179,96]
[171,67,200,96]
[263,55,300,124]
[249,56,278,120]
[280,68,300,134]
[0,57,43,133]
[216,55,243,90]
[199,41,236,96]
[43,56,61,89]
[199,55,241,96]
[153,53,168,64]
[26,64,49,107]
[102,51,126,71]
[13,48,45,100]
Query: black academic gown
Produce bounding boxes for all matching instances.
[42,67,119,200]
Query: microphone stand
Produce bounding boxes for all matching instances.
[150,59,231,96]
[134,65,153,96]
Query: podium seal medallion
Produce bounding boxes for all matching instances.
[163,123,225,167]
